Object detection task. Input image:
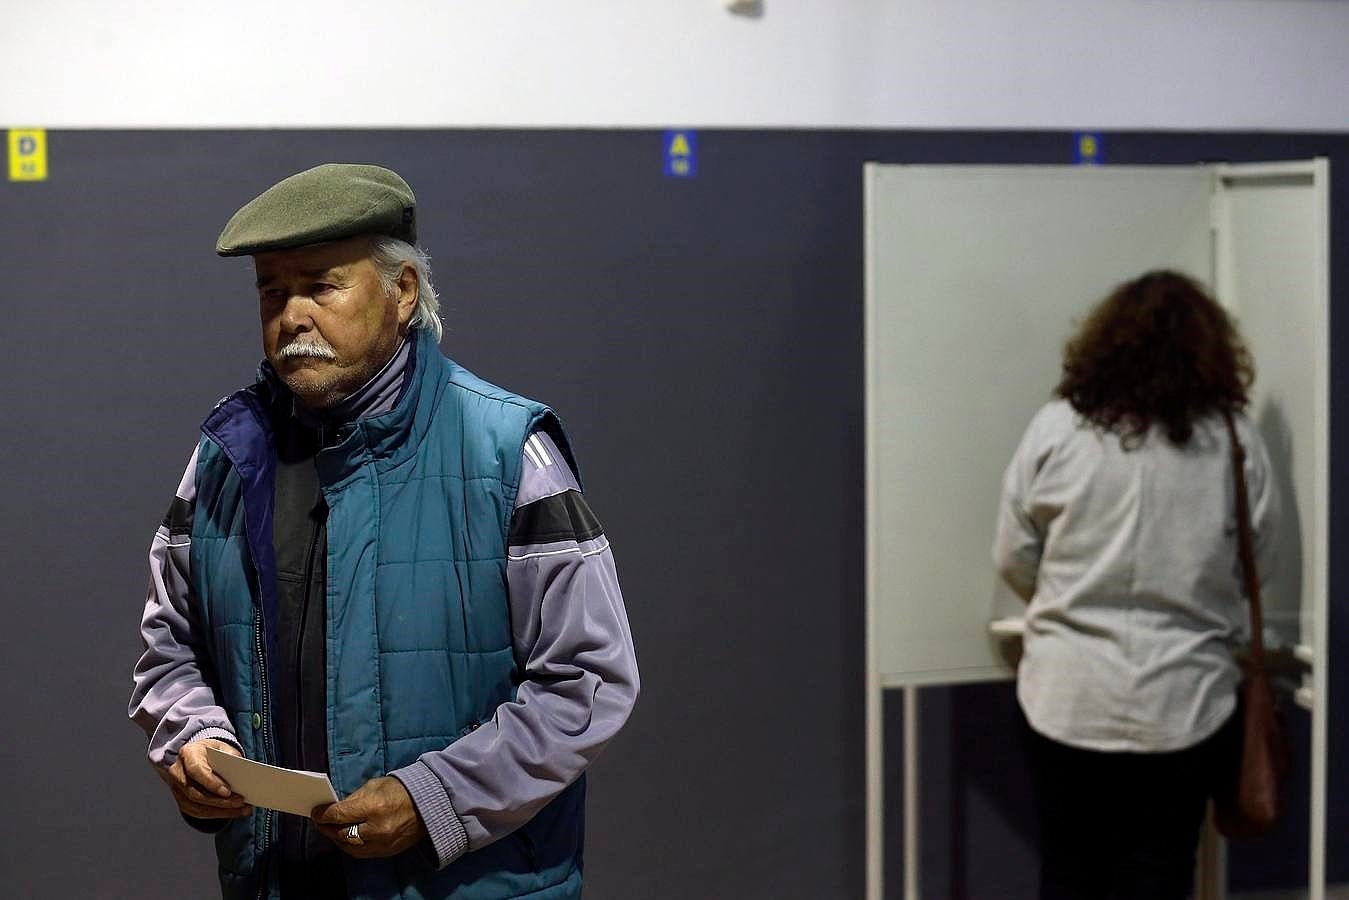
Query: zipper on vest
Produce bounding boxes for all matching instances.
[252,594,274,898]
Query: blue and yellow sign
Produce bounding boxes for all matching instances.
[9,129,48,181]
[1074,132,1103,166]
[664,130,696,178]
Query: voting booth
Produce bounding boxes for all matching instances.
[863,161,1330,900]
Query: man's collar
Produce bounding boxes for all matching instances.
[264,335,414,431]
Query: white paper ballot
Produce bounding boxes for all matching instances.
[205,747,339,817]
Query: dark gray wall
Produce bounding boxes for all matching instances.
[0,129,1345,898]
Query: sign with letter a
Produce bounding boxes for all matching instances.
[664,130,697,178]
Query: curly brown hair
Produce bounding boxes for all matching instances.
[1055,270,1254,446]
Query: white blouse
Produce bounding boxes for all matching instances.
[994,400,1279,752]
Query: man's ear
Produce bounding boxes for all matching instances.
[396,264,419,327]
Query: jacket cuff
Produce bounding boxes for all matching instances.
[186,727,242,753]
[391,761,470,869]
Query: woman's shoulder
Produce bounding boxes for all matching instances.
[1192,407,1263,446]
[1012,399,1085,462]
[1027,398,1080,436]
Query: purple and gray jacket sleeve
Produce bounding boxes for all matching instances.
[129,431,640,868]
[389,430,640,867]
[128,444,241,763]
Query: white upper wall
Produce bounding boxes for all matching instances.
[6,0,1348,131]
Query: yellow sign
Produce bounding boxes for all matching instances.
[668,133,691,157]
[9,129,48,181]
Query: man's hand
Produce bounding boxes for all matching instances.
[156,739,253,820]
[312,776,426,859]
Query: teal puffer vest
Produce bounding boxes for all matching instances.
[189,329,585,900]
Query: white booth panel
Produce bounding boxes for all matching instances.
[865,165,1212,684]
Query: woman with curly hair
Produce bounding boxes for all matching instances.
[993,270,1281,900]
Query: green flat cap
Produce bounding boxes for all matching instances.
[216,163,416,256]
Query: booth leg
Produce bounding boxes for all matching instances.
[904,685,920,900]
[1195,804,1226,900]
[866,675,883,900]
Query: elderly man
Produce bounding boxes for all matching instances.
[129,163,639,900]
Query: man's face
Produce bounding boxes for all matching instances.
[254,236,416,409]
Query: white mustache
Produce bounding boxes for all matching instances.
[277,340,337,361]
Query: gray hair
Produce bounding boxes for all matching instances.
[369,236,442,341]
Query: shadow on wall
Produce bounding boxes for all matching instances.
[1257,401,1304,648]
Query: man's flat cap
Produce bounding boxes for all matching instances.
[216,163,416,256]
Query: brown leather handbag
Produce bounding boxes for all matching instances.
[1213,411,1291,840]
